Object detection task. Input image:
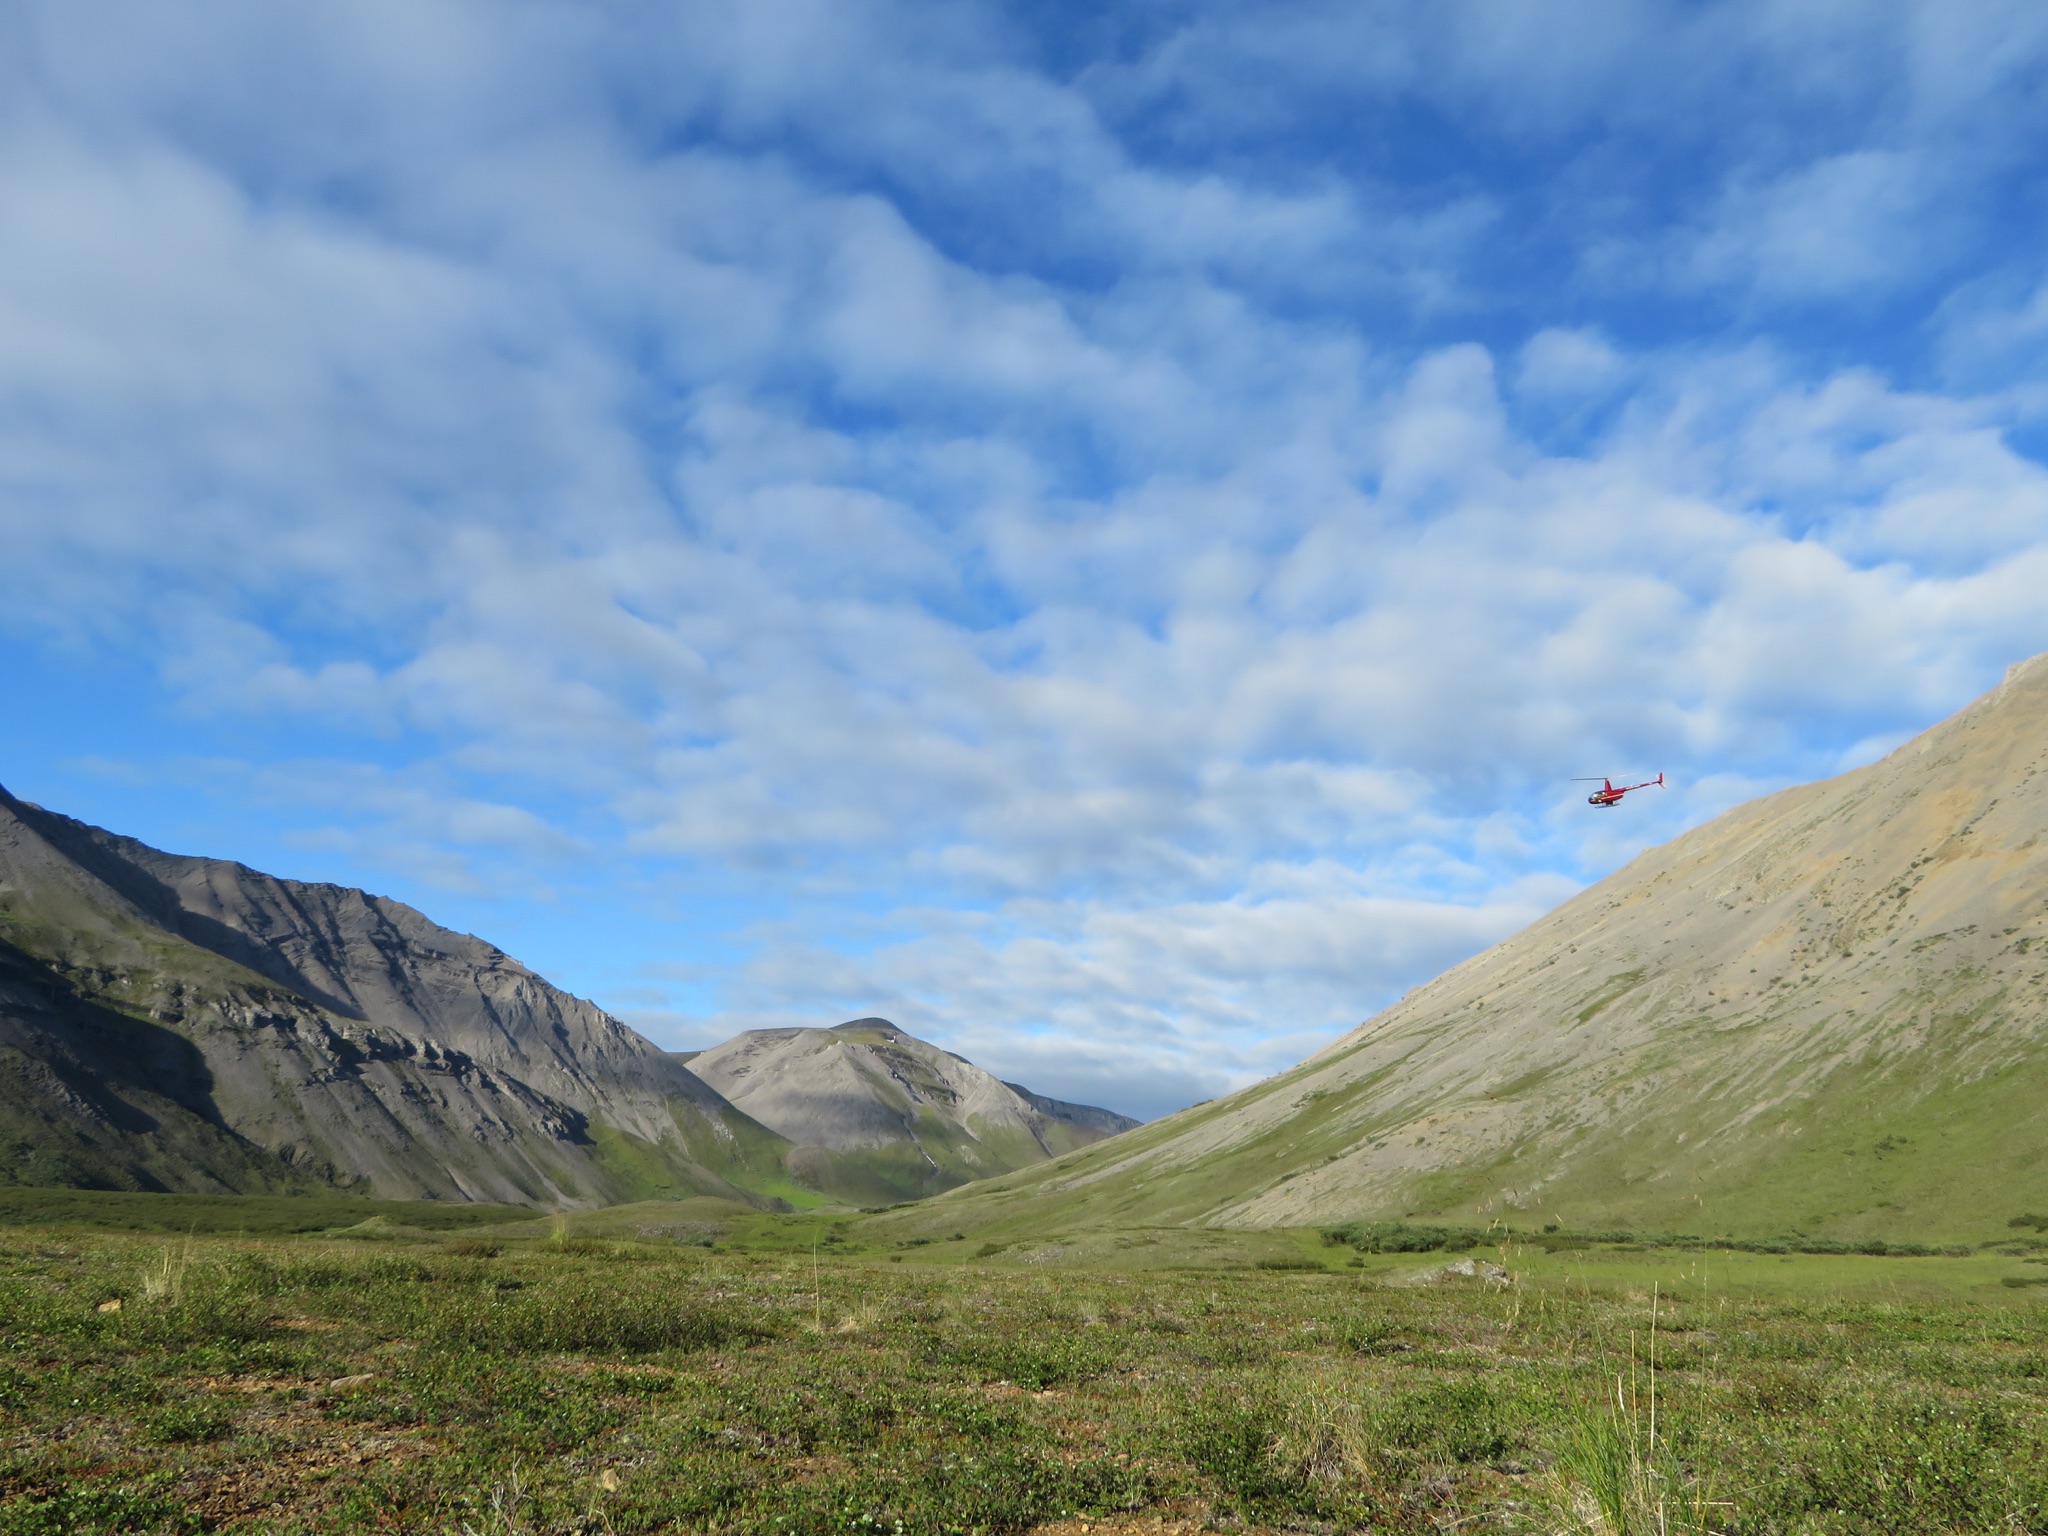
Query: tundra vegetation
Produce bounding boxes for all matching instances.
[5,1196,2048,1533]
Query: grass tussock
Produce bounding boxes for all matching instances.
[135,1241,193,1305]
[1538,1376,1720,1536]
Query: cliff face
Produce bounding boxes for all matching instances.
[928,654,2048,1243]
[684,1018,1140,1205]
[0,787,790,1206]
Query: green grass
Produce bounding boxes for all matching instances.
[5,1218,2048,1532]
[0,1186,533,1235]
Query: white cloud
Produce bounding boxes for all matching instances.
[1516,329,1628,400]
[1691,151,1935,300]
[7,0,2048,1110]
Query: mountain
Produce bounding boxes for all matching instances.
[0,784,1140,1210]
[0,784,796,1206]
[916,654,2048,1245]
[682,1018,1140,1205]
[1001,1082,1141,1141]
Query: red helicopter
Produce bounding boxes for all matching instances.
[1573,773,1665,808]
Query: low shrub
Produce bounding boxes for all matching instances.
[141,1400,234,1445]
[1177,1397,1297,1511]
[933,1327,1123,1389]
[1741,1393,2047,1533]
[1322,1221,1482,1254]
[0,1481,200,1536]
[426,1284,752,1355]
[1378,1380,1512,1465]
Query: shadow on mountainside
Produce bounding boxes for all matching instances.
[0,936,313,1195]
[2,790,367,1020]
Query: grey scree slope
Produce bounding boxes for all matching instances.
[0,785,786,1206]
[685,1018,1138,1202]
[931,652,2048,1241]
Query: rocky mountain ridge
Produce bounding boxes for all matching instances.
[0,784,790,1205]
[0,785,1138,1207]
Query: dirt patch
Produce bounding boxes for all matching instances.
[182,1430,435,1526]
[1031,1513,1249,1536]
[166,1371,439,1523]
[190,1374,322,1396]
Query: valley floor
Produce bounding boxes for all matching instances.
[3,1206,2048,1533]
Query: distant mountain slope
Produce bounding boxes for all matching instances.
[0,786,794,1206]
[684,1018,1139,1204]
[1002,1082,1141,1141]
[918,654,2048,1245]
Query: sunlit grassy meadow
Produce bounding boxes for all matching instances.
[4,1197,2048,1533]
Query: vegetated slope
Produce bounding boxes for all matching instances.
[920,654,2048,1245]
[0,785,795,1206]
[683,1019,1140,1204]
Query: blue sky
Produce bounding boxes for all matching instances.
[6,1,2048,1120]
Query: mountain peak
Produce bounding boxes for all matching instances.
[684,1019,1138,1205]
[2006,651,2048,689]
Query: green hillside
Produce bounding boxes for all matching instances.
[0,1185,534,1234]
[894,653,2048,1248]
